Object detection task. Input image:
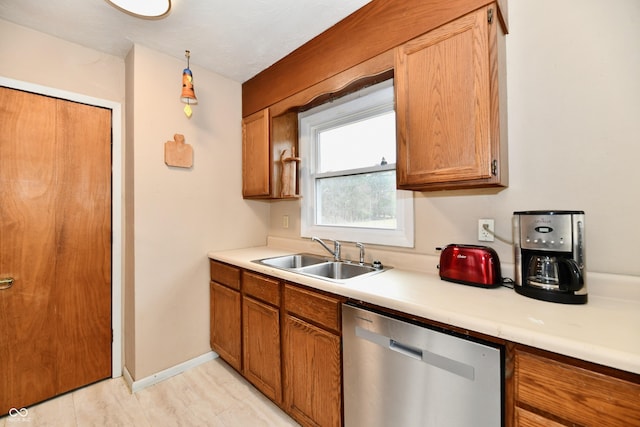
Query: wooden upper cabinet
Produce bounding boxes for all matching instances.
[242,108,299,199]
[242,108,270,198]
[241,2,509,195]
[242,0,509,118]
[395,5,508,190]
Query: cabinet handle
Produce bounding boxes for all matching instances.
[491,159,498,176]
[0,277,14,290]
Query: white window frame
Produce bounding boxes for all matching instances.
[299,80,414,248]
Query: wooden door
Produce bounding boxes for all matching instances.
[395,7,492,188]
[53,97,112,394]
[0,88,59,411]
[0,87,112,413]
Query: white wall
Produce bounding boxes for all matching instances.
[127,45,270,378]
[269,0,640,277]
[0,20,125,102]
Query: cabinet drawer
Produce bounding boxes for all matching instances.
[514,407,564,427]
[210,260,241,290]
[243,271,280,307]
[284,284,342,332]
[515,349,640,427]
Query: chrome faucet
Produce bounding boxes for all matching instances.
[355,242,365,265]
[311,237,341,261]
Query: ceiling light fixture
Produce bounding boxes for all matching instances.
[105,0,171,19]
[181,50,197,118]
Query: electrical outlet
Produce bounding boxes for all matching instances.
[478,219,495,242]
[282,215,289,229]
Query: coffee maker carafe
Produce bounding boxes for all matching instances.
[513,210,587,304]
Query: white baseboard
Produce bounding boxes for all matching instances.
[123,351,218,393]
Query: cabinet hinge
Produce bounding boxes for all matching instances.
[491,159,498,176]
[488,8,494,24]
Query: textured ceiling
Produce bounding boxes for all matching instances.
[0,0,371,82]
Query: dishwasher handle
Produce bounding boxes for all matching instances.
[390,339,422,360]
[355,325,475,380]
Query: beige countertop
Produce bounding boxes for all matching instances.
[208,245,640,376]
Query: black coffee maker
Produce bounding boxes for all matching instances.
[513,210,587,304]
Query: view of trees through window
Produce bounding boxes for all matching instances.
[314,109,397,229]
[317,170,396,229]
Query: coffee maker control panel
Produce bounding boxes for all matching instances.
[519,214,574,251]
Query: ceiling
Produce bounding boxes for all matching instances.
[0,0,372,83]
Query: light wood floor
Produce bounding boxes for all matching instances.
[1,358,299,426]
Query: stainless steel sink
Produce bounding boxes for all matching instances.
[297,262,377,281]
[256,253,328,269]
[253,253,389,283]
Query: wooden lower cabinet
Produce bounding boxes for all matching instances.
[209,260,242,371]
[210,281,242,371]
[283,284,344,427]
[210,261,640,427]
[283,315,342,427]
[209,262,345,425]
[242,271,282,404]
[513,347,640,427]
[514,407,566,427]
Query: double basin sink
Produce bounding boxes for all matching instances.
[253,253,389,283]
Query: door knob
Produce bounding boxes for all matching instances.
[0,277,14,290]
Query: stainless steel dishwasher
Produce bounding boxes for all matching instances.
[342,303,503,426]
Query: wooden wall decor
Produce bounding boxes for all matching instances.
[164,133,193,168]
[280,148,300,198]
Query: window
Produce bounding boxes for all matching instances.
[299,80,414,247]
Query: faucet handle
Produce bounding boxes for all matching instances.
[355,242,365,264]
[333,240,341,260]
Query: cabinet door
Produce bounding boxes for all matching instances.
[243,296,282,403]
[242,108,271,198]
[283,314,342,427]
[395,7,495,189]
[210,281,242,371]
[514,349,640,427]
